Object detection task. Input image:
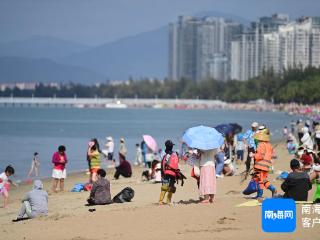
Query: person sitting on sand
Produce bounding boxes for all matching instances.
[0,165,15,208]
[281,159,312,201]
[87,169,112,205]
[13,180,48,222]
[52,145,68,192]
[114,152,132,180]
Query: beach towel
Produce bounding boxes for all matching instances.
[71,183,84,192]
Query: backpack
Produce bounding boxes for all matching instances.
[113,187,135,203]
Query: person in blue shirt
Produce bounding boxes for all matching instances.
[243,122,259,173]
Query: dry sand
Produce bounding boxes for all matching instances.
[0,142,319,240]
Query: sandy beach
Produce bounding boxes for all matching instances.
[0,141,318,240]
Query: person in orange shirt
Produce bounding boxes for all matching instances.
[252,128,277,199]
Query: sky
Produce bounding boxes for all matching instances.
[0,0,319,46]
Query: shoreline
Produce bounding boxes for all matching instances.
[1,141,318,240]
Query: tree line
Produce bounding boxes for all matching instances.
[1,67,320,104]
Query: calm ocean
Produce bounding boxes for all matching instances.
[0,107,294,180]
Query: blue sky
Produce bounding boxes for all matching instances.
[0,0,319,46]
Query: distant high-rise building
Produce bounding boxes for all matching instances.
[169,16,241,81]
[170,14,320,82]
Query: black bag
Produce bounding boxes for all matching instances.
[112,187,135,203]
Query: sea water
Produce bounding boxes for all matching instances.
[0,106,295,180]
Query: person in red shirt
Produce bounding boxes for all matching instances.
[51,145,67,193]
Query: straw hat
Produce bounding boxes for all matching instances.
[253,129,270,142]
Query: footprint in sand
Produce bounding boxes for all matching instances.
[217,216,236,224]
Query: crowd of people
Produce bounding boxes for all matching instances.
[1,118,320,222]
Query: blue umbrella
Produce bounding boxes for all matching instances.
[182,125,224,150]
[215,124,233,136]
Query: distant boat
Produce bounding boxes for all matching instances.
[105,100,127,109]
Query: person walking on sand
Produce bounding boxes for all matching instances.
[28,152,40,178]
[0,165,15,208]
[243,122,259,173]
[87,138,102,182]
[159,140,179,205]
[51,145,67,192]
[12,180,48,222]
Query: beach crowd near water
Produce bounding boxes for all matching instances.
[0,114,320,226]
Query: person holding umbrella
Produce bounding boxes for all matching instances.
[182,126,224,203]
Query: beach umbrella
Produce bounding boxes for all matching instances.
[142,135,158,152]
[215,124,233,136]
[182,125,224,150]
[229,123,242,134]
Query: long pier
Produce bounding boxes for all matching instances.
[0,97,227,109]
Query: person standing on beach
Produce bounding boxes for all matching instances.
[141,140,147,167]
[27,152,40,178]
[243,122,259,173]
[199,149,217,203]
[159,140,179,205]
[134,143,143,166]
[51,145,67,192]
[103,136,115,165]
[87,138,102,182]
[119,138,127,157]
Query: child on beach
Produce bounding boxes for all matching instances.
[251,128,277,199]
[134,143,143,166]
[235,133,245,165]
[51,145,68,192]
[87,169,112,205]
[28,152,40,177]
[159,140,179,204]
[87,138,102,182]
[0,165,15,208]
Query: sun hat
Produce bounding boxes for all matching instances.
[251,122,259,128]
[106,136,113,141]
[253,129,270,142]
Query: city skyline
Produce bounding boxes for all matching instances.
[169,14,320,82]
[1,0,320,46]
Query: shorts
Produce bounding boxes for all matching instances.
[90,167,100,174]
[0,187,8,196]
[236,150,244,161]
[107,153,114,161]
[52,169,67,179]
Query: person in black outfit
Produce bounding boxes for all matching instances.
[281,159,312,201]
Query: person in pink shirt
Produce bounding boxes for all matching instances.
[51,145,67,193]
